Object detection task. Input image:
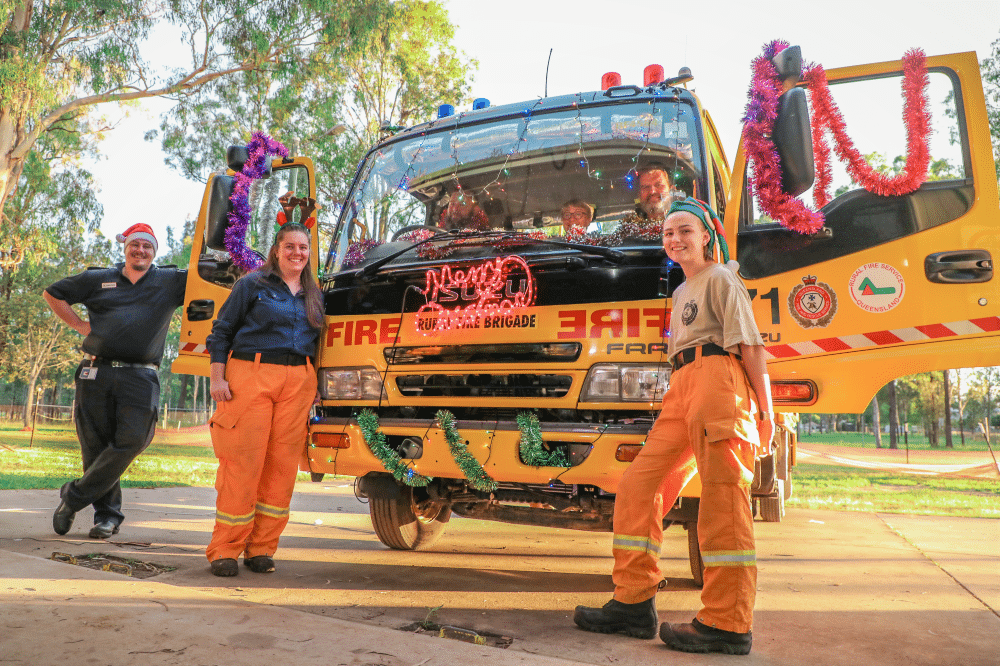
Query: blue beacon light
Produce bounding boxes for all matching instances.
[437,104,455,119]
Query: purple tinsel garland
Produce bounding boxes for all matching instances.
[226,131,290,271]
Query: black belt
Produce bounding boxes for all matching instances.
[230,351,311,366]
[671,343,739,372]
[83,353,158,370]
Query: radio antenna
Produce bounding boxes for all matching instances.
[544,48,553,97]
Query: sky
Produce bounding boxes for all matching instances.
[84,0,1000,254]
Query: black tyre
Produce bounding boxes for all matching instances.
[369,485,451,550]
[759,480,785,522]
[310,472,325,482]
[686,521,704,588]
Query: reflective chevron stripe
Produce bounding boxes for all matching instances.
[215,509,254,526]
[181,343,209,354]
[613,534,661,557]
[702,549,756,567]
[766,316,1000,360]
[255,502,290,519]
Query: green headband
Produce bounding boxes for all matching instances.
[666,198,730,264]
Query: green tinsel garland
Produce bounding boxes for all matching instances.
[517,412,571,468]
[435,409,498,492]
[356,409,431,487]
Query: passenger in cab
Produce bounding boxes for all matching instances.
[560,199,594,232]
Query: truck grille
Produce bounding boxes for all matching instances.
[385,342,581,365]
[395,374,572,398]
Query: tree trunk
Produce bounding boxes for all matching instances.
[943,370,953,448]
[22,377,36,429]
[888,381,899,450]
[871,395,882,448]
[178,373,191,410]
[191,374,199,422]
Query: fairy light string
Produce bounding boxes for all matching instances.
[436,409,498,491]
[356,409,432,487]
[517,412,570,468]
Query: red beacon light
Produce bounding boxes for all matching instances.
[601,72,621,91]
[644,64,665,87]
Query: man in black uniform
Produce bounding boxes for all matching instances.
[43,223,186,538]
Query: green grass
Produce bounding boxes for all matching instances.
[0,425,220,490]
[797,430,996,452]
[4,426,999,518]
[786,463,1000,518]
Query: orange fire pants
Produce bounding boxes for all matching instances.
[206,356,317,562]
[612,351,759,633]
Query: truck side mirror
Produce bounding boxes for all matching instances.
[205,175,235,251]
[226,145,272,179]
[773,86,815,197]
[770,45,815,198]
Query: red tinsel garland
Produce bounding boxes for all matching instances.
[743,41,930,234]
[743,41,825,234]
[805,49,930,208]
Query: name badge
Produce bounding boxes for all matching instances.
[102,282,117,289]
[80,367,98,380]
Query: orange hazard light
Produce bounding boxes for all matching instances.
[616,444,644,462]
[771,380,817,406]
[312,433,350,449]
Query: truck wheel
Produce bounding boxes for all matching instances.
[686,522,704,588]
[310,472,325,482]
[759,480,785,522]
[370,486,451,550]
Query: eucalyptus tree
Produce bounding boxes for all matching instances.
[150,0,475,241]
[0,0,391,230]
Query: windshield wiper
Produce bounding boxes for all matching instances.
[353,228,628,280]
[354,230,455,278]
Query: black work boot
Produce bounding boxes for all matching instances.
[52,501,76,536]
[659,617,752,655]
[573,597,657,639]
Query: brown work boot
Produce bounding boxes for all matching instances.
[659,617,752,655]
[573,597,657,639]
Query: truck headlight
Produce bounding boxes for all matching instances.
[580,364,670,402]
[320,367,388,400]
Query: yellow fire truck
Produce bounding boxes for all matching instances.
[172,49,998,585]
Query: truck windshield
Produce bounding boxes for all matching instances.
[326,97,704,273]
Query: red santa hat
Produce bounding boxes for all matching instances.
[115,223,158,254]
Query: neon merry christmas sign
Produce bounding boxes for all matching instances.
[415,256,536,335]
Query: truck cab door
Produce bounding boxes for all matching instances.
[725,51,999,413]
[171,156,318,377]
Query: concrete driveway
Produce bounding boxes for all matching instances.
[1,482,997,666]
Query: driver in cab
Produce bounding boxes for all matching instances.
[439,190,490,231]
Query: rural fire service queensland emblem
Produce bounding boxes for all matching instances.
[788,275,837,328]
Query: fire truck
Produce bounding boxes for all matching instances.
[173,49,998,585]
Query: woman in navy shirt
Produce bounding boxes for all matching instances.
[205,222,322,577]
